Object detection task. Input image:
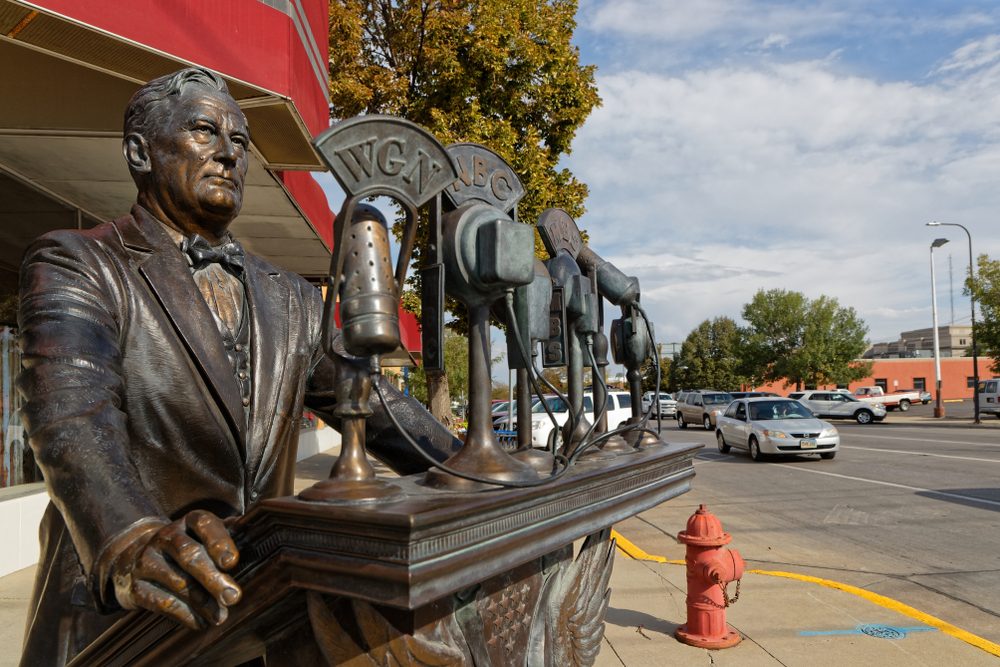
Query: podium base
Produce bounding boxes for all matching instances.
[68,444,700,667]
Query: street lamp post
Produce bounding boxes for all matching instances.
[928,222,980,423]
[930,238,949,418]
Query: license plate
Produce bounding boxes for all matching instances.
[800,439,817,449]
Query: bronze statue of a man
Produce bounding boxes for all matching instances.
[17,68,457,667]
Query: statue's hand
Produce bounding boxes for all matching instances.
[110,509,242,630]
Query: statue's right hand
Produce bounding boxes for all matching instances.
[110,510,242,630]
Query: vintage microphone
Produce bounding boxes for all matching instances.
[300,115,457,504]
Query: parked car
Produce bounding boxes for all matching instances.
[715,397,839,461]
[492,397,541,427]
[525,391,634,448]
[788,390,886,424]
[851,386,927,411]
[979,379,1000,418]
[676,390,735,430]
[642,392,677,418]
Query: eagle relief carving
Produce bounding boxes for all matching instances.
[306,528,615,667]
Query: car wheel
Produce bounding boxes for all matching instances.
[856,409,873,424]
[898,399,910,412]
[820,452,836,460]
[749,437,764,462]
[717,431,731,453]
[703,415,712,430]
[678,414,687,429]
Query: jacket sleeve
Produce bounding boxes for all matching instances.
[298,281,462,476]
[17,229,168,608]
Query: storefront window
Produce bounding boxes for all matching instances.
[1,326,39,489]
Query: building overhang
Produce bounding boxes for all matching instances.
[0,0,335,281]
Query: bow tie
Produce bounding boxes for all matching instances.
[181,234,246,277]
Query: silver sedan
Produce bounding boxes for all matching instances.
[715,397,840,462]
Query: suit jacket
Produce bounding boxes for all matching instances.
[16,205,459,667]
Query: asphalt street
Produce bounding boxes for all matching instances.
[617,406,1000,647]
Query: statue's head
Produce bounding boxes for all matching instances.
[123,68,249,238]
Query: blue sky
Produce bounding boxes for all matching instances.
[315,1,1000,384]
[563,0,1000,351]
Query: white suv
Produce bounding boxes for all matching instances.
[500,391,634,448]
[642,392,676,418]
[788,390,886,424]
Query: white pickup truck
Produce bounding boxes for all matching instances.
[851,386,928,412]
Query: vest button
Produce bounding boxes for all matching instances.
[242,397,250,406]
[235,344,243,352]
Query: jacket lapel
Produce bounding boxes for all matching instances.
[243,253,289,478]
[117,206,248,454]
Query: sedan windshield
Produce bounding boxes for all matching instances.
[703,394,733,405]
[748,401,814,420]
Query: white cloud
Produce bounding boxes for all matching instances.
[582,0,851,42]
[565,53,1000,348]
[759,33,791,49]
[934,34,1000,73]
[579,0,1000,63]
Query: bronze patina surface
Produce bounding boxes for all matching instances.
[16,68,460,667]
[66,443,698,667]
[19,65,694,667]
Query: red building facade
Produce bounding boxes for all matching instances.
[753,357,983,400]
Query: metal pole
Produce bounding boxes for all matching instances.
[508,366,514,436]
[958,226,981,424]
[929,223,979,422]
[931,244,944,418]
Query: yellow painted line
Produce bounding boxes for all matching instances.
[611,530,684,564]
[611,530,1000,658]
[944,399,965,403]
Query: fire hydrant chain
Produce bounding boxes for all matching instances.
[718,577,741,607]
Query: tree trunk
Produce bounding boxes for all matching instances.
[426,368,452,426]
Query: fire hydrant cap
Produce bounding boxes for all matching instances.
[677,504,732,546]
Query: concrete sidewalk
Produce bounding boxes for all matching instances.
[3,449,998,666]
[597,539,1000,666]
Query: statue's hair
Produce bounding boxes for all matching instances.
[123,68,230,139]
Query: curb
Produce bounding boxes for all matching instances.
[878,418,1000,429]
[610,530,1000,659]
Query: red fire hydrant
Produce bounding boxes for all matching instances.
[675,505,745,649]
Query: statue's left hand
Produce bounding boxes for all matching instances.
[110,510,242,630]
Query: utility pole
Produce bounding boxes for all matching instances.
[931,238,949,418]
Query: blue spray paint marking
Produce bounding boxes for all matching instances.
[801,624,938,640]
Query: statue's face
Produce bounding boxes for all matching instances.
[145,85,249,232]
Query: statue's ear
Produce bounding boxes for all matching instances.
[123,133,152,175]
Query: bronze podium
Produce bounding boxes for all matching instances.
[66,444,698,667]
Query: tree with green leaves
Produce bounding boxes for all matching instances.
[641,354,672,393]
[966,253,1000,375]
[405,329,468,407]
[329,0,600,421]
[741,289,872,390]
[673,317,746,392]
